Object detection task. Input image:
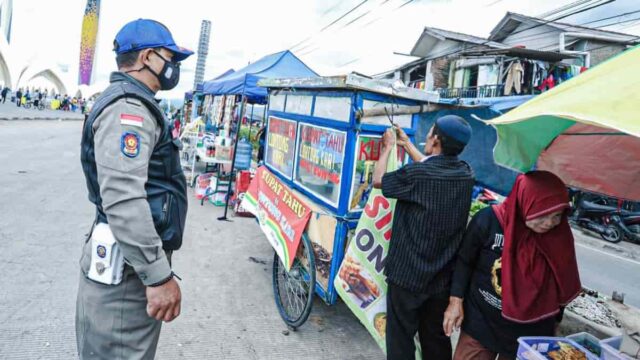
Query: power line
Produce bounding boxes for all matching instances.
[298,0,415,58]
[493,8,640,44]
[412,0,617,62]
[298,0,403,52]
[289,0,371,51]
[548,0,612,21]
[304,0,609,61]
[537,0,594,19]
[485,0,506,7]
[396,0,417,10]
[336,3,619,73]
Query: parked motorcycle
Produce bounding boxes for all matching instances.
[571,197,640,243]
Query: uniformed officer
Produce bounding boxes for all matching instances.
[76,19,193,359]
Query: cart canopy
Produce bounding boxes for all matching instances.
[203,51,318,103]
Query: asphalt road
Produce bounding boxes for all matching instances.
[574,241,640,307]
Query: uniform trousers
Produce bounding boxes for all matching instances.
[76,251,171,360]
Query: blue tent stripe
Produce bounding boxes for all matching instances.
[202,50,318,102]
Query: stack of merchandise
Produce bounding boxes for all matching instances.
[232,170,255,217]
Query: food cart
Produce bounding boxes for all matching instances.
[245,74,439,328]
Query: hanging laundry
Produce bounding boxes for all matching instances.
[504,61,524,95]
[531,61,548,88]
[537,74,555,92]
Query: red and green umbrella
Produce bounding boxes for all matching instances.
[489,45,640,200]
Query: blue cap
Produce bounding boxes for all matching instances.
[114,19,194,62]
[435,115,472,145]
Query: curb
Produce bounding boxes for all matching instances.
[562,309,621,338]
[0,117,83,121]
[572,228,640,261]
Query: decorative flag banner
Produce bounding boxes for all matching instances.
[241,166,312,270]
[78,0,100,85]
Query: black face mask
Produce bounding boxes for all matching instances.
[127,50,181,91]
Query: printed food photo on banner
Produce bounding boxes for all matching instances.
[367,300,388,340]
[337,254,382,309]
[305,212,338,290]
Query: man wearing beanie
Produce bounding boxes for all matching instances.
[373,115,475,360]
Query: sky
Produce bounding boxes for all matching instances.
[8,0,640,99]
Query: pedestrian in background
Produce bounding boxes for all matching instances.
[15,88,22,107]
[1,86,8,103]
[372,116,475,360]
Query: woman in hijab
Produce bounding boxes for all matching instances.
[443,171,582,359]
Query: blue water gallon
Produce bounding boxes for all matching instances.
[234,138,253,170]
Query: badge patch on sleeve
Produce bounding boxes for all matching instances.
[120,113,144,127]
[121,132,140,158]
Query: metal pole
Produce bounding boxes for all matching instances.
[248,104,254,141]
[218,95,246,221]
[262,104,267,126]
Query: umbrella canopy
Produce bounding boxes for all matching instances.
[489,45,640,200]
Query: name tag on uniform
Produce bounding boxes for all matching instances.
[87,223,125,285]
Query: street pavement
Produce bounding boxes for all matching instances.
[1,120,639,359]
[574,240,640,308]
[0,120,383,359]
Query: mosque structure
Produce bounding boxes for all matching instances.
[0,0,71,95]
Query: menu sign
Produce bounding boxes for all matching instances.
[349,136,406,211]
[295,123,347,206]
[265,116,297,178]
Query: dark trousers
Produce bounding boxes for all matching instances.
[386,283,452,360]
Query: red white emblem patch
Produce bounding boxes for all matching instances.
[120,114,144,127]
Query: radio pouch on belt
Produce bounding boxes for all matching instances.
[87,223,125,285]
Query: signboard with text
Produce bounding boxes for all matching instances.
[241,167,312,270]
[265,116,297,179]
[295,123,347,207]
[349,136,407,211]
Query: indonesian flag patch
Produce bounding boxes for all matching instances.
[120,113,144,127]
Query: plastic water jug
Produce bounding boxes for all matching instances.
[234,138,253,170]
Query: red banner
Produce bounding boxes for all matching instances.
[242,167,312,270]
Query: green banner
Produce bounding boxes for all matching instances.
[335,141,420,357]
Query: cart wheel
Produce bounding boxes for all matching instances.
[272,232,316,329]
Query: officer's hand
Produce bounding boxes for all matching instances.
[146,278,182,322]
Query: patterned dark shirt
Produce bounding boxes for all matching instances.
[381,155,474,294]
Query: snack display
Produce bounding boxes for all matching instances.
[517,337,598,360]
[547,342,588,360]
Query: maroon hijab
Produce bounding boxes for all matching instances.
[493,171,581,323]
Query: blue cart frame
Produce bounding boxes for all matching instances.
[258,74,439,327]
